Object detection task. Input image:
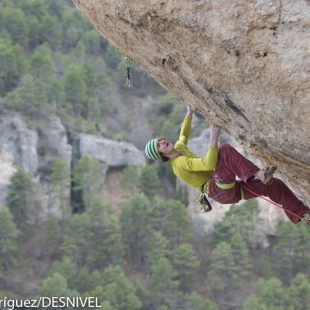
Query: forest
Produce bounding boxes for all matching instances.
[0,0,309,309]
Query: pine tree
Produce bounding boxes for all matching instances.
[138,165,161,198]
[85,97,101,123]
[0,6,29,47]
[84,196,124,269]
[38,272,78,299]
[73,156,102,210]
[30,43,55,83]
[0,38,27,96]
[254,277,286,310]
[6,168,34,225]
[38,15,61,49]
[93,70,114,114]
[44,217,64,258]
[98,219,124,269]
[74,267,100,293]
[287,273,310,310]
[63,212,95,269]
[273,220,310,282]
[104,44,122,69]
[146,230,169,268]
[100,266,142,310]
[208,242,235,294]
[48,79,66,109]
[21,0,51,48]
[64,64,87,115]
[46,0,66,19]
[49,257,77,288]
[147,258,180,310]
[0,207,20,269]
[82,29,102,55]
[149,196,192,249]
[256,253,273,278]
[230,233,251,285]
[14,74,48,116]
[48,160,70,221]
[172,243,200,291]
[211,200,259,248]
[120,195,152,269]
[121,165,139,194]
[181,292,219,310]
[241,294,267,310]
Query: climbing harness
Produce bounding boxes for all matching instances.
[197,179,244,213]
[125,57,132,88]
[215,179,245,200]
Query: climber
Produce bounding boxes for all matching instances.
[145,105,310,224]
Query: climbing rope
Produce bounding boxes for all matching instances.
[240,183,304,222]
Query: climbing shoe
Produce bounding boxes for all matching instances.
[264,166,277,185]
[254,166,277,185]
[301,211,310,224]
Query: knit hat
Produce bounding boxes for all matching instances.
[145,138,161,160]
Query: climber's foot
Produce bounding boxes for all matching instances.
[302,211,310,225]
[255,166,277,185]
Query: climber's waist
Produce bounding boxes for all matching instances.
[201,179,236,194]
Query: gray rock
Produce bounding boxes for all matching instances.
[41,115,72,164]
[0,114,38,205]
[73,0,310,204]
[0,114,72,224]
[0,114,38,174]
[79,133,146,170]
[35,115,72,222]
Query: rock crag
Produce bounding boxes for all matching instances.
[73,0,310,203]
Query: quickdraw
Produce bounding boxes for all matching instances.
[125,57,132,88]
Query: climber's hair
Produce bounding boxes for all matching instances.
[159,153,169,162]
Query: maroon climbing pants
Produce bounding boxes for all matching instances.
[207,144,308,224]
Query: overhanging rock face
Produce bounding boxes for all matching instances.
[73,0,310,203]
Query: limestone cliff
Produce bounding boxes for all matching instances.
[73,0,310,203]
[0,113,145,222]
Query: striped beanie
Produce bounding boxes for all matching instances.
[145,138,161,160]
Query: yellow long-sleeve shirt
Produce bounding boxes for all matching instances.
[170,116,218,191]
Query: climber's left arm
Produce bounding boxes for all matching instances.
[178,105,193,145]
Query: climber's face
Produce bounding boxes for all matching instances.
[157,137,174,155]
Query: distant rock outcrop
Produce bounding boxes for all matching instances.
[35,115,72,221]
[0,113,73,222]
[79,133,145,181]
[0,114,38,174]
[0,113,146,222]
[73,0,310,204]
[40,115,72,162]
[0,114,38,206]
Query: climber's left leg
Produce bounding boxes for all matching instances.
[240,178,309,224]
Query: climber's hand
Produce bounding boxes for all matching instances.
[186,105,193,117]
[209,125,221,147]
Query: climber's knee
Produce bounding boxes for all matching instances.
[219,143,233,154]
